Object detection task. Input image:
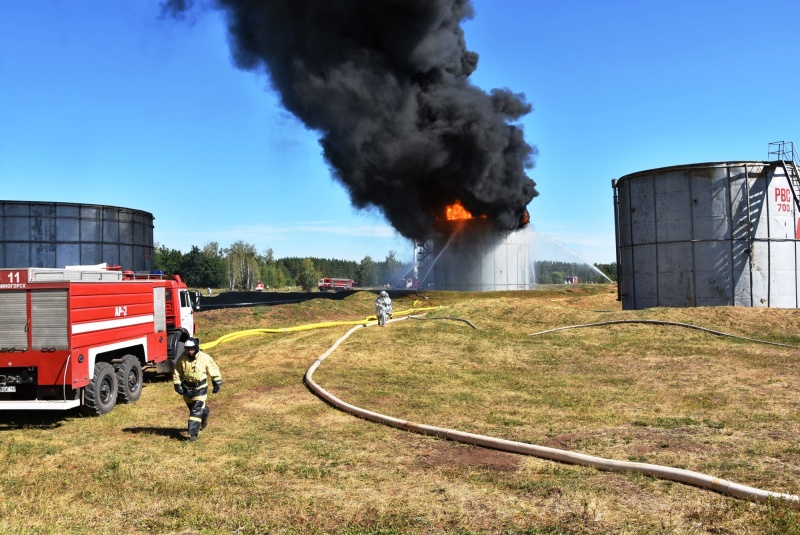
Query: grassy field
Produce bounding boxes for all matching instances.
[2,285,800,534]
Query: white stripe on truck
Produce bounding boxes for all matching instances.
[72,315,154,334]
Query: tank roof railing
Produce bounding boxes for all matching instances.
[769,141,800,215]
[768,141,798,164]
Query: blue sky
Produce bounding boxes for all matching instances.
[2,1,798,266]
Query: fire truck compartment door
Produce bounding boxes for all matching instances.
[0,291,28,349]
[31,290,68,349]
[154,287,166,332]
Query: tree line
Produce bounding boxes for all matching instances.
[153,240,413,291]
[154,240,616,291]
[534,260,617,284]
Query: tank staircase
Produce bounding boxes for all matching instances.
[414,238,435,289]
[768,141,800,212]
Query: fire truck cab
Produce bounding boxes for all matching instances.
[0,265,200,415]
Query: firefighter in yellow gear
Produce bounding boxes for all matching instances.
[172,339,222,442]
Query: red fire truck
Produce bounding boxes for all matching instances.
[317,277,354,292]
[395,277,420,289]
[0,265,200,415]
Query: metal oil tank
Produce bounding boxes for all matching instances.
[613,161,799,309]
[0,201,154,271]
[433,219,533,291]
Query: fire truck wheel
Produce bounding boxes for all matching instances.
[82,362,118,416]
[116,355,143,403]
[167,331,182,359]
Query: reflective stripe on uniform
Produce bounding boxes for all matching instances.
[182,378,207,386]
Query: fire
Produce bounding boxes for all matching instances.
[444,200,485,221]
[440,201,529,228]
[445,201,472,220]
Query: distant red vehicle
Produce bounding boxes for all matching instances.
[255,280,265,291]
[395,277,420,289]
[317,277,354,292]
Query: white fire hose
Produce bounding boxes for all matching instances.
[304,315,799,502]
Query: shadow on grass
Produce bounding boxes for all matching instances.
[0,411,70,430]
[143,371,173,383]
[123,426,186,441]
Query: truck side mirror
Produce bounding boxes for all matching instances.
[191,291,201,311]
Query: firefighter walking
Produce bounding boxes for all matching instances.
[375,290,393,327]
[173,339,222,442]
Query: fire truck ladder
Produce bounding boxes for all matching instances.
[768,141,800,212]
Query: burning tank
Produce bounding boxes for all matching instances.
[429,201,534,291]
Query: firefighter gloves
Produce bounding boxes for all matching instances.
[212,381,221,394]
[174,383,185,395]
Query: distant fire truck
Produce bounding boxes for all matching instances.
[0,265,200,415]
[395,277,420,289]
[317,277,354,292]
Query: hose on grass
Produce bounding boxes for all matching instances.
[305,314,800,503]
[529,319,800,349]
[409,315,480,330]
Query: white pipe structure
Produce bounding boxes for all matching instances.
[304,315,799,503]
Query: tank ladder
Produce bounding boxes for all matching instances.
[768,141,800,212]
[414,238,435,289]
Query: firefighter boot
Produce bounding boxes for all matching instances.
[187,400,205,438]
[201,406,210,430]
[189,434,199,442]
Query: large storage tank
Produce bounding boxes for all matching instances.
[613,161,799,309]
[0,201,154,272]
[432,219,533,291]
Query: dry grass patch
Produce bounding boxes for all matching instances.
[2,287,800,533]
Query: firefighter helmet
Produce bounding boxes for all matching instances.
[380,291,388,298]
[184,340,197,349]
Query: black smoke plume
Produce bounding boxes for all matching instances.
[165,0,538,239]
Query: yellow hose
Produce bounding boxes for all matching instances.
[199,305,444,351]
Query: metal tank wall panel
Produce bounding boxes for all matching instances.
[655,171,691,243]
[769,241,797,307]
[694,241,733,306]
[629,177,656,245]
[656,242,693,307]
[0,201,154,272]
[614,162,800,309]
[692,168,730,241]
[433,221,533,291]
[633,244,658,309]
[796,245,800,304]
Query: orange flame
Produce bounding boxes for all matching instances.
[444,200,486,221]
[445,201,472,220]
